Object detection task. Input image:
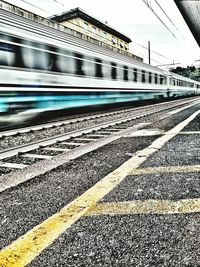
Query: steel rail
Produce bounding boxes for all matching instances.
[0,98,198,161]
[0,97,196,138]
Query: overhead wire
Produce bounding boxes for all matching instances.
[154,0,187,43]
[5,0,176,66]
[151,58,163,64]
[154,0,179,32]
[132,41,171,59]
[142,0,193,65]
[53,0,65,7]
[142,0,177,39]
[17,0,51,15]
[154,0,194,62]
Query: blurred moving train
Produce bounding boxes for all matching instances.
[0,7,200,123]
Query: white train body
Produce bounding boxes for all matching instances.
[0,7,199,117]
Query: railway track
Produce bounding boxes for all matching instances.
[0,97,196,141]
[0,97,199,178]
[0,98,185,138]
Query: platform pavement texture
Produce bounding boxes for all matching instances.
[0,103,200,266]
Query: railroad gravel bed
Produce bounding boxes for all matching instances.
[0,109,142,151]
[0,101,189,151]
[31,148,63,156]
[181,114,200,131]
[4,155,42,166]
[0,167,13,176]
[47,143,83,150]
[143,104,200,132]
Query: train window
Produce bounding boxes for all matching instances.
[0,34,15,66]
[123,66,128,81]
[133,68,137,82]
[160,75,164,85]
[83,56,95,77]
[142,70,145,83]
[101,61,111,79]
[74,53,85,76]
[13,37,24,68]
[56,49,76,74]
[148,72,152,83]
[95,58,103,78]
[21,41,49,70]
[0,42,15,66]
[111,62,117,80]
[128,67,134,81]
[155,73,158,84]
[117,65,123,81]
[47,46,58,72]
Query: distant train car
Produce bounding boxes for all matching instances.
[0,8,199,122]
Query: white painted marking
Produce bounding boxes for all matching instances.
[74,138,98,141]
[105,128,121,131]
[126,128,163,137]
[103,129,119,131]
[179,131,200,134]
[43,147,71,152]
[60,142,85,146]
[85,134,106,137]
[0,162,28,169]
[22,154,52,159]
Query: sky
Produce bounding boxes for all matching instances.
[4,0,200,68]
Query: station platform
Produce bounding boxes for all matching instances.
[0,102,200,266]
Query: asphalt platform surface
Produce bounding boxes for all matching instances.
[0,103,200,266]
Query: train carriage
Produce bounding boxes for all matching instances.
[0,7,199,121]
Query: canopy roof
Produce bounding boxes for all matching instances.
[174,0,200,46]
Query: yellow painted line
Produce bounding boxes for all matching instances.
[0,109,199,267]
[129,165,200,175]
[85,198,200,216]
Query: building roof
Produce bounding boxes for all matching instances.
[49,7,132,43]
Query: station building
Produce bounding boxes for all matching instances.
[0,0,143,61]
[50,8,131,52]
[50,7,142,61]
